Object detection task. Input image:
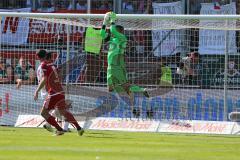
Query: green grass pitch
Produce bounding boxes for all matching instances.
[0,126,240,160]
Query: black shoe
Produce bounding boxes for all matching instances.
[143,89,150,98]
[77,128,84,136]
[43,124,54,132]
[63,129,71,132]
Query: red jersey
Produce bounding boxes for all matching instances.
[41,61,64,95]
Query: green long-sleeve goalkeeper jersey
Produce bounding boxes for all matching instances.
[100,24,127,68]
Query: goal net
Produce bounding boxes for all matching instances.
[0,12,240,126]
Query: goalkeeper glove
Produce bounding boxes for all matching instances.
[109,12,117,24]
[103,12,112,26]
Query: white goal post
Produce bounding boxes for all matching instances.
[0,12,240,126]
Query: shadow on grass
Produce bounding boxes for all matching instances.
[84,135,134,140]
[86,132,115,136]
[0,127,16,132]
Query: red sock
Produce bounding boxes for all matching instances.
[46,116,63,131]
[64,111,81,130]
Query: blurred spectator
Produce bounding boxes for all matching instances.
[122,0,134,13]
[146,0,153,14]
[15,57,36,89]
[67,0,75,10]
[212,58,240,87]
[65,0,71,9]
[76,0,87,10]
[133,0,152,14]
[228,60,239,76]
[176,52,201,85]
[53,0,70,10]
[0,56,13,84]
[137,0,145,13]
[91,0,112,10]
[99,1,112,10]
[26,0,32,8]
[37,0,54,12]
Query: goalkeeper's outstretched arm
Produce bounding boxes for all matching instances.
[100,12,113,39]
[100,12,119,39]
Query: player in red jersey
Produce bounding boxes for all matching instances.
[34,50,84,136]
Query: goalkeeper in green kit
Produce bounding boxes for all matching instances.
[100,12,149,97]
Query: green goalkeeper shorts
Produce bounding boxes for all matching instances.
[107,67,128,92]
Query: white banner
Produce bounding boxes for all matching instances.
[15,115,45,127]
[89,117,159,132]
[199,3,237,55]
[15,115,240,135]
[158,120,235,134]
[0,8,31,45]
[15,115,86,128]
[152,1,184,56]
